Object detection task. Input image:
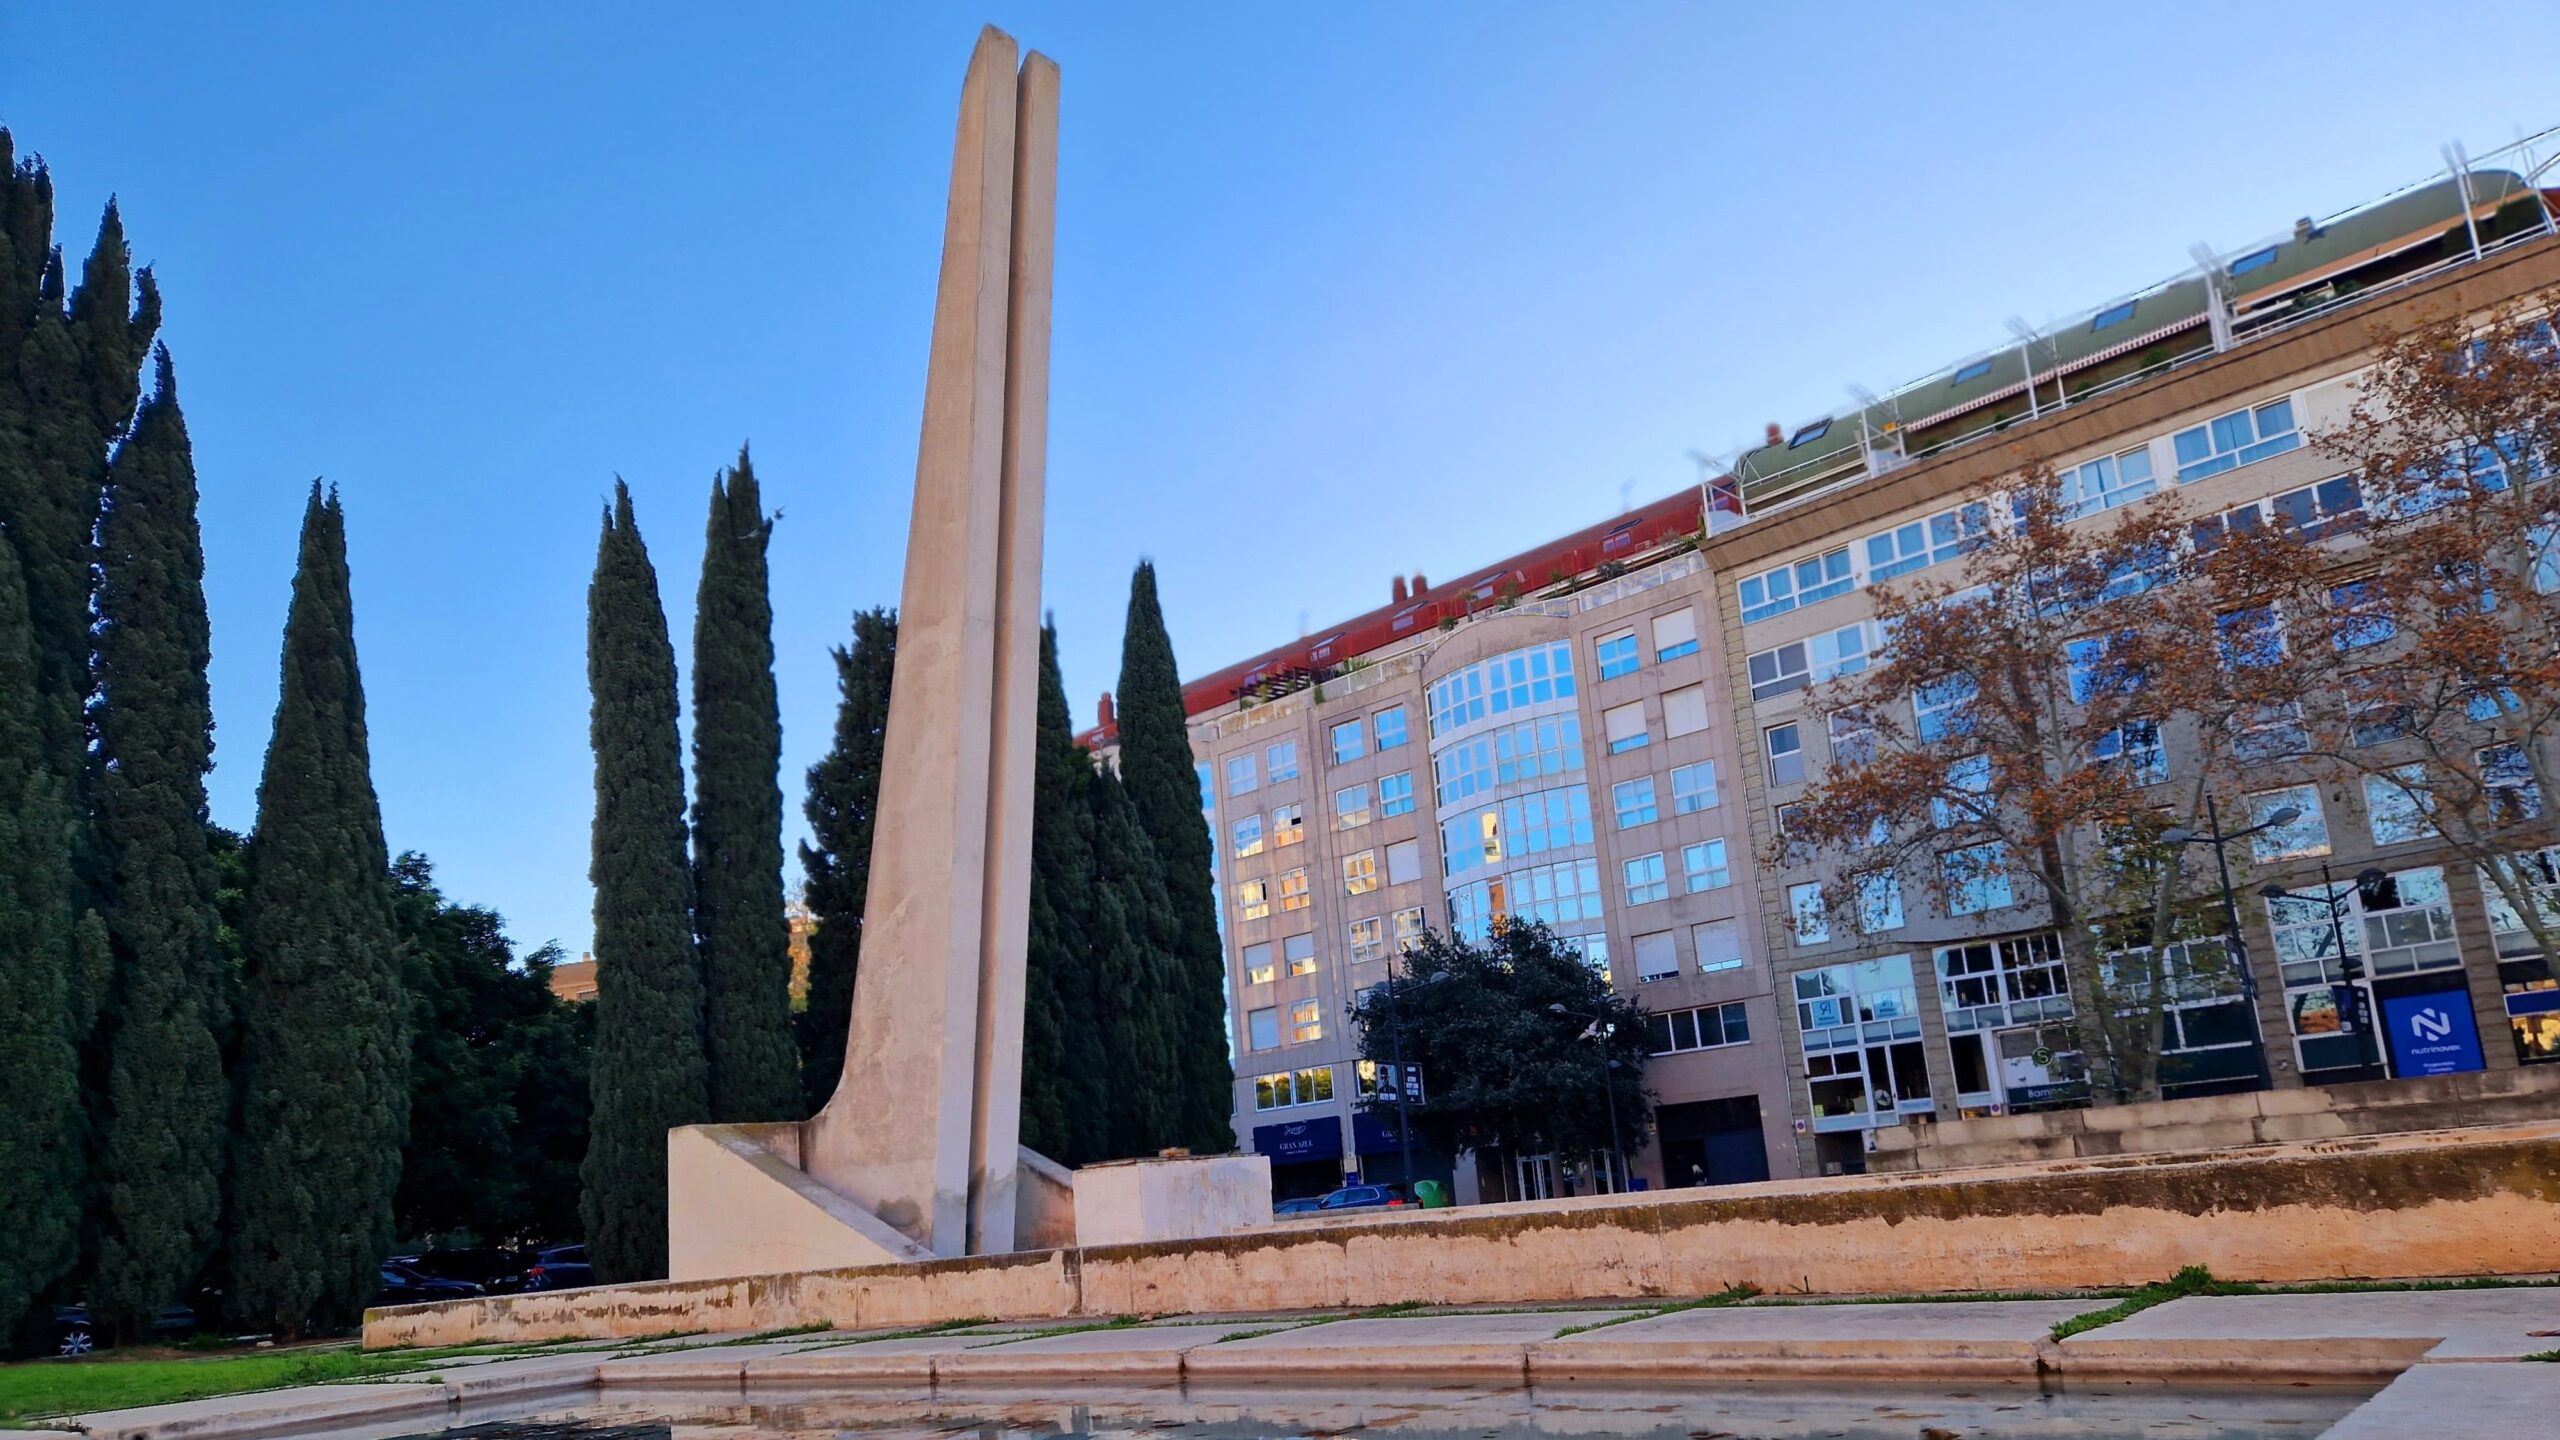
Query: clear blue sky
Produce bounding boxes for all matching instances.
[6,2,2554,960]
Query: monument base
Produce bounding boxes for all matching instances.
[667,1123,1271,1283]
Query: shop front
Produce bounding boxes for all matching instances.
[1251,1114,1344,1201]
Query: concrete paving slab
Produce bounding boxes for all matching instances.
[933,1320,1281,1380]
[1531,1298,2089,1380]
[419,1349,605,1402]
[1180,1309,1625,1379]
[739,1329,1011,1385]
[73,1381,450,1440]
[2318,1360,2560,1438]
[2057,1288,2560,1378]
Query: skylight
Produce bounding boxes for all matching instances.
[1788,419,1831,448]
[1951,359,1993,384]
[2231,246,2279,277]
[2091,300,2137,331]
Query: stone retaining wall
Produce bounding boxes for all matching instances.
[364,1120,2560,1349]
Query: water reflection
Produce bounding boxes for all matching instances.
[419,1379,2365,1440]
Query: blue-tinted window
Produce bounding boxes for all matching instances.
[1788,419,1831,448]
[1596,631,1641,680]
[2090,300,2137,331]
[1373,706,1409,750]
[1951,359,1993,384]
[2230,246,2278,277]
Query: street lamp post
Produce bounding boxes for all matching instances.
[1371,962,1443,1193]
[2261,863,2391,1079]
[2160,794,2299,1093]
[1550,1003,1629,1193]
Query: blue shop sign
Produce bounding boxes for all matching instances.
[1253,1114,1342,1163]
[1352,1107,1408,1155]
[2381,991,2485,1077]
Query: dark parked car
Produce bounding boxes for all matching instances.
[517,1244,593,1292]
[51,1300,202,1357]
[1315,1183,1411,1212]
[376,1262,483,1306]
[393,1248,529,1293]
[1272,1196,1324,1216]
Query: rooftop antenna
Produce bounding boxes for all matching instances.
[2004,317,2044,419]
[2188,242,2234,352]
[2444,140,2485,261]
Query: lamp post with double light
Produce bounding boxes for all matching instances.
[2260,862,2392,1080]
[2159,794,2301,1093]
[1549,1003,1630,1193]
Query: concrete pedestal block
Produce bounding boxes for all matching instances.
[668,1124,931,1282]
[1071,1153,1273,1248]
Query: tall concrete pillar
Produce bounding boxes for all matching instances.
[802,26,1055,1258]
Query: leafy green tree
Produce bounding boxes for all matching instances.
[89,349,226,1338]
[229,486,407,1334]
[0,535,81,1338]
[581,481,706,1282]
[1112,562,1233,1150]
[392,853,591,1248]
[1021,624,1107,1165]
[1352,921,1652,1171]
[797,608,893,1114]
[691,448,798,1121]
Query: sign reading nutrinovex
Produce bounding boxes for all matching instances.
[2381,991,2485,1077]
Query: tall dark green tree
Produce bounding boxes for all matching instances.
[229,486,407,1334]
[1086,764,1184,1158]
[582,481,706,1282]
[1114,562,1234,1150]
[392,853,591,1249]
[797,608,894,1114]
[691,449,798,1122]
[89,349,226,1337]
[0,536,82,1336]
[1020,624,1107,1165]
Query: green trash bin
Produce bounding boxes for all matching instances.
[1413,1179,1451,1208]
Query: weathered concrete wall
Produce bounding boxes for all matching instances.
[1872,1067,2560,1173]
[368,1121,2560,1348]
[667,1125,928,1282]
[1072,1153,1272,1248]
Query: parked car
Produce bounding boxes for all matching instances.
[51,1300,202,1357]
[1272,1196,1325,1216]
[1315,1183,1411,1212]
[516,1244,593,1292]
[376,1262,483,1306]
[392,1248,529,1293]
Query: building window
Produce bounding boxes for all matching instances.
[1790,418,1830,448]
[1943,843,2014,915]
[1394,906,1428,950]
[1739,547,1854,624]
[1432,715,1583,808]
[1377,771,1416,817]
[1788,882,1829,945]
[2193,475,2366,551]
[1246,1006,1279,1050]
[1449,857,1605,941]
[1348,916,1384,963]
[2232,700,2307,763]
[1233,814,1264,858]
[2091,299,2138,331]
[2060,445,2156,517]
[1237,879,1270,922]
[1335,783,1371,830]
[1225,753,1258,796]
[1952,358,1993,384]
[1693,918,1743,974]
[1596,630,1641,680]
[1645,1001,1751,1054]
[2482,849,2560,959]
[1624,852,1669,905]
[2365,767,2437,846]
[1386,838,1421,885]
[1284,931,1318,977]
[1374,706,1410,750]
[1243,941,1275,985]
[1856,872,1905,933]
[1196,761,1215,810]
[1613,776,1659,829]
[1652,608,1700,662]
[1747,624,1869,702]
[1603,701,1649,753]
[1633,929,1680,982]
[2174,396,2300,482]
[1272,803,1304,848]
[2328,580,2396,651]
[1682,839,1731,893]
[1427,641,1578,737]
[1440,784,1595,877]
[1935,933,2072,1033]
[1662,682,1710,738]
[2485,744,2544,822]
[1253,1065,1334,1110]
[1863,501,1990,582]
[1827,708,1876,767]
[2094,718,2166,784]
[2247,786,2328,861]
[1288,999,1322,1044]
[1561,934,1610,978]
[1667,762,1718,815]
[1794,956,1927,1131]
[1343,851,1378,896]
[1915,673,1976,743]
[1266,740,1299,783]
[2230,245,2278,275]
[1330,719,1364,765]
[1278,867,1311,911]
[1764,723,1805,787]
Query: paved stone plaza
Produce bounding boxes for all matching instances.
[44,1286,2560,1440]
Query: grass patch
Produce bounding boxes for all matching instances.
[2051,1266,2255,1341]
[1748,1286,2124,1308]
[1551,1282,1762,1338]
[977,1317,1144,1345]
[2524,1349,2559,1363]
[0,1347,444,1427]
[706,1324,838,1347]
[1353,1301,1426,1319]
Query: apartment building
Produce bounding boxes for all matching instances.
[1088,141,2560,1196]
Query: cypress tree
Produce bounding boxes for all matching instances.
[691,448,798,1121]
[581,481,706,1282]
[1021,623,1106,1165]
[229,486,406,1334]
[0,535,82,1334]
[796,608,893,1114]
[89,348,226,1337]
[1114,562,1234,1151]
[1087,766,1183,1158]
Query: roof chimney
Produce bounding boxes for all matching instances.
[1392,575,1409,603]
[1765,421,1784,447]
[1097,692,1115,729]
[1412,572,1428,594]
